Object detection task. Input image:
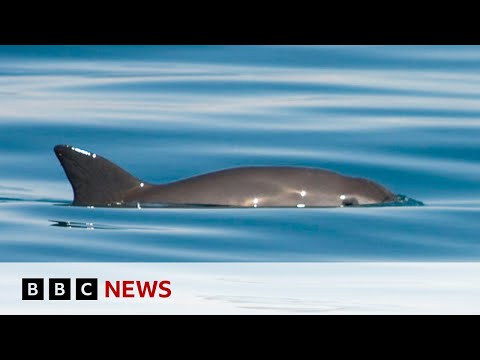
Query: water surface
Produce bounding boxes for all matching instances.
[1,45,479,261]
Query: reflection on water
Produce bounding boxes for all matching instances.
[0,45,479,261]
[49,220,118,230]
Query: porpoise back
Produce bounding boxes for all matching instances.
[54,144,396,208]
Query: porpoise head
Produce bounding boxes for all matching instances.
[335,176,397,207]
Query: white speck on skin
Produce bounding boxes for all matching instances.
[92,154,96,158]
[140,182,144,187]
[253,198,259,205]
[297,204,306,208]
[340,195,346,200]
[254,204,257,208]
[300,190,306,197]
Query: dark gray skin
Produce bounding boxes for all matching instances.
[54,144,396,208]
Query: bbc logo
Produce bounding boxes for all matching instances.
[22,278,98,300]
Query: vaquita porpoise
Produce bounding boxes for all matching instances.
[54,144,397,208]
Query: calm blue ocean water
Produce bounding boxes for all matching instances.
[1,45,480,261]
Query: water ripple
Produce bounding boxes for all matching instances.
[1,46,480,261]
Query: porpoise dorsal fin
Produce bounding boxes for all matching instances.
[54,144,145,206]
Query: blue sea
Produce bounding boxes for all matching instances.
[1,45,479,262]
